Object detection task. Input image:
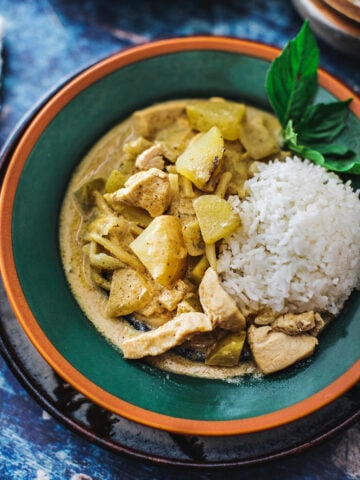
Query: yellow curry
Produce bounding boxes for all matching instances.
[60,98,322,378]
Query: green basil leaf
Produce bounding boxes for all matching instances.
[266,22,359,175]
[284,122,324,164]
[299,147,325,165]
[283,120,360,172]
[288,142,360,174]
[288,142,325,166]
[297,99,352,144]
[283,119,298,144]
[288,141,360,173]
[311,143,354,157]
[322,156,360,174]
[265,20,319,127]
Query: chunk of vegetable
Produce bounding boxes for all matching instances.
[73,178,105,213]
[105,170,128,193]
[176,126,224,190]
[132,101,186,138]
[193,195,241,244]
[83,241,124,270]
[205,243,217,271]
[181,219,205,256]
[190,255,209,284]
[130,215,187,287]
[155,123,194,162]
[114,205,152,228]
[205,331,246,367]
[214,171,232,198]
[239,117,280,160]
[246,106,282,139]
[186,100,246,140]
[123,136,153,158]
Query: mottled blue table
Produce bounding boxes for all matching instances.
[0,1,359,479]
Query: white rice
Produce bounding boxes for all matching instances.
[217,157,360,315]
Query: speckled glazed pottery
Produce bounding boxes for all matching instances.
[0,37,359,436]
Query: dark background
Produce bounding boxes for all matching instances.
[0,1,359,478]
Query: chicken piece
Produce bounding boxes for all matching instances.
[247,325,318,375]
[107,268,151,317]
[135,145,165,171]
[157,279,193,311]
[271,311,317,335]
[121,312,213,359]
[155,123,194,163]
[135,278,172,327]
[132,101,186,138]
[254,310,278,325]
[310,313,326,337]
[199,267,246,331]
[238,111,280,160]
[104,168,171,218]
[168,193,194,217]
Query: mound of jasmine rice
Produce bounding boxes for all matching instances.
[217,157,360,315]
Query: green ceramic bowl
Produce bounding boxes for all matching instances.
[0,37,359,436]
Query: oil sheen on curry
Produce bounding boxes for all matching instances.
[60,98,335,379]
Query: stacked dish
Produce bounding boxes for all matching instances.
[0,36,359,443]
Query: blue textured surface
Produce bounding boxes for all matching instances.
[0,1,359,478]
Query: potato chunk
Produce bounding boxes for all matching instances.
[130,215,187,287]
[193,195,241,244]
[176,126,224,190]
[186,100,246,140]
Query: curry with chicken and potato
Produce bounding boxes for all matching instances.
[60,98,326,378]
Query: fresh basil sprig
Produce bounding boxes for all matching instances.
[265,20,360,174]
